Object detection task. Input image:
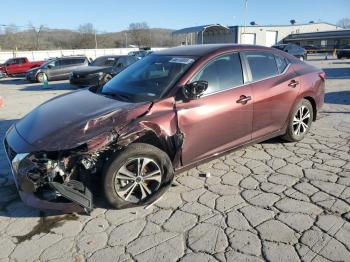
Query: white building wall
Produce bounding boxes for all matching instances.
[237,23,340,46]
[0,47,166,63]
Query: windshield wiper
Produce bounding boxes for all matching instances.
[101,92,130,101]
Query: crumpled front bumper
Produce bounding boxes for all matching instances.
[3,126,85,213]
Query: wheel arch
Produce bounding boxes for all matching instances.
[303,96,317,121]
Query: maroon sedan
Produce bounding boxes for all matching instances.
[4,44,325,213]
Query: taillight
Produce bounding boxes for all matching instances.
[319,72,326,81]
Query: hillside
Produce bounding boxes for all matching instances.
[0,27,184,51]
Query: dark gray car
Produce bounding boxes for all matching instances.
[26,56,89,82]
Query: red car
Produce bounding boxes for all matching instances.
[0,57,45,75]
[4,44,325,213]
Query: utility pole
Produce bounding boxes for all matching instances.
[240,0,248,44]
[94,29,98,49]
[243,0,248,34]
[125,32,128,48]
[36,25,44,50]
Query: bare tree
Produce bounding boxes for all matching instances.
[337,18,350,28]
[128,22,151,47]
[72,23,96,49]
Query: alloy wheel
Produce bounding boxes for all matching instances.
[114,157,162,203]
[292,105,311,136]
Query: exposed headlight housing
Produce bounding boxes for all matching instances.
[98,72,104,80]
[12,153,29,174]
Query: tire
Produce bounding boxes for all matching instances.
[102,74,113,84]
[282,99,314,142]
[102,143,174,209]
[36,72,47,83]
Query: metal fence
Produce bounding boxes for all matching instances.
[0,47,166,63]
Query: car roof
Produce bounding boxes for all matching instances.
[154,44,273,57]
[96,55,123,58]
[59,56,87,59]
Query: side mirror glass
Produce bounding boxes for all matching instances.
[183,80,208,100]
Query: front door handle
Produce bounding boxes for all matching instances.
[288,79,299,88]
[236,95,251,104]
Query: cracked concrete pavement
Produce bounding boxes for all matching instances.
[0,56,349,262]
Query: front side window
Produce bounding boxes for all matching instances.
[245,52,279,81]
[101,54,195,101]
[192,53,243,95]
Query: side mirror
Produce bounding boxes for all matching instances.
[47,64,53,69]
[183,80,208,100]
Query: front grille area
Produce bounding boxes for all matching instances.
[4,139,16,162]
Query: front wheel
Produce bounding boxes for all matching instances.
[102,74,113,84]
[282,99,313,142]
[36,72,47,83]
[102,143,174,209]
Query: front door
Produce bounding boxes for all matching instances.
[176,52,253,166]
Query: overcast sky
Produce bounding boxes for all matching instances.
[1,0,349,32]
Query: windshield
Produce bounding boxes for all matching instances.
[91,56,118,66]
[101,54,195,102]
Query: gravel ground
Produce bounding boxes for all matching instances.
[0,56,349,262]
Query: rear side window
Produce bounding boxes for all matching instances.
[274,55,288,73]
[244,52,279,81]
[192,53,243,95]
[70,58,86,65]
[60,59,71,66]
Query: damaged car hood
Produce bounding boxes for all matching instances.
[15,89,151,151]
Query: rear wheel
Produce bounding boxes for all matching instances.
[102,143,174,209]
[282,99,313,142]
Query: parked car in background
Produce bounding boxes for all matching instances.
[336,45,350,59]
[26,56,89,82]
[302,45,321,54]
[0,57,45,76]
[272,44,307,61]
[70,55,138,87]
[4,44,325,213]
[128,50,153,59]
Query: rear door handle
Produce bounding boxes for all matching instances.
[236,95,251,104]
[288,79,299,88]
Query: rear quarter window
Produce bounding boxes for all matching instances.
[244,52,279,81]
[274,55,288,73]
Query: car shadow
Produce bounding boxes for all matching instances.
[332,61,350,65]
[323,68,350,79]
[0,78,27,85]
[259,137,285,144]
[19,82,77,91]
[325,91,350,105]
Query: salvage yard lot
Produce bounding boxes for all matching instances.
[0,56,349,262]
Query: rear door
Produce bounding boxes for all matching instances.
[242,51,301,139]
[176,52,253,165]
